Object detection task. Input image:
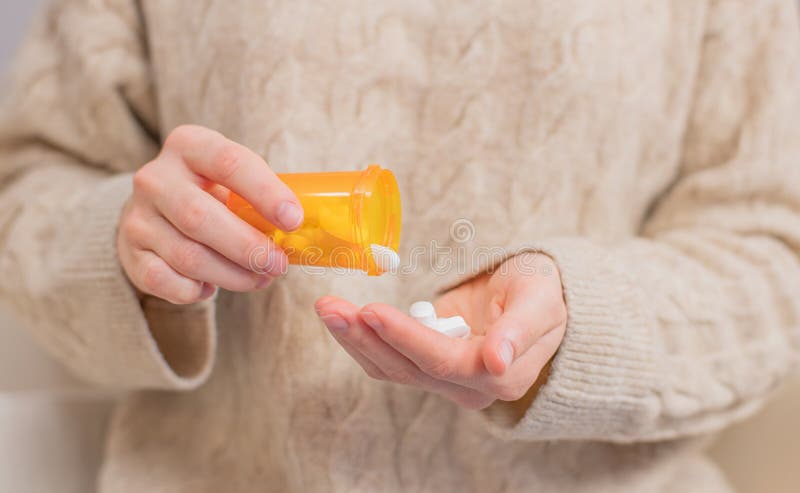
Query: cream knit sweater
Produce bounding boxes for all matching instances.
[1,1,800,492]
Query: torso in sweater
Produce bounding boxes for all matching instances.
[101,1,728,491]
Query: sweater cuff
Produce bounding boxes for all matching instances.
[481,238,662,440]
[55,173,216,390]
[435,237,663,441]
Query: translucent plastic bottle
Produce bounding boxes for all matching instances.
[226,164,401,275]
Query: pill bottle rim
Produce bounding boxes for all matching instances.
[351,164,402,275]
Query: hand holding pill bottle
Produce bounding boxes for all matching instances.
[118,124,403,306]
[117,125,303,304]
[227,165,402,276]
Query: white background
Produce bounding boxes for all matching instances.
[0,1,40,69]
[0,4,117,493]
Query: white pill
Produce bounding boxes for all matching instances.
[409,301,437,328]
[370,244,400,273]
[409,301,472,338]
[434,316,471,339]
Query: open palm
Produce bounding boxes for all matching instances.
[316,252,567,410]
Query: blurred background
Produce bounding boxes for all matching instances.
[1,1,799,492]
[0,4,118,493]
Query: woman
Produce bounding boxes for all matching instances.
[1,0,799,491]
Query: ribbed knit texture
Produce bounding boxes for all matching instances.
[1,1,800,492]
[476,239,662,441]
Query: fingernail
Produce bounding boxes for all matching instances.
[277,201,303,231]
[360,311,383,331]
[320,314,348,332]
[498,339,514,369]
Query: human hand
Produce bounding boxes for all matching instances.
[117,125,302,304]
[315,252,567,409]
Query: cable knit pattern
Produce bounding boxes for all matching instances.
[1,1,799,492]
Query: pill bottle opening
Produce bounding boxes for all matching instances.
[352,164,402,275]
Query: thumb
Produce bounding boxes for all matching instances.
[482,280,565,376]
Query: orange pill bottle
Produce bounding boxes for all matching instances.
[226,165,401,276]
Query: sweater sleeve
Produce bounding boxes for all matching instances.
[480,0,800,442]
[0,0,216,390]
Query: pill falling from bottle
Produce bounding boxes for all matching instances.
[409,301,471,338]
[370,244,400,273]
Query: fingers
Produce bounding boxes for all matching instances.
[316,296,557,409]
[149,178,288,276]
[315,297,387,380]
[143,214,273,292]
[203,183,231,204]
[317,297,436,388]
[357,301,559,402]
[482,274,566,376]
[485,323,565,402]
[316,297,479,400]
[130,250,216,305]
[357,303,487,384]
[120,125,296,306]
[164,125,304,231]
